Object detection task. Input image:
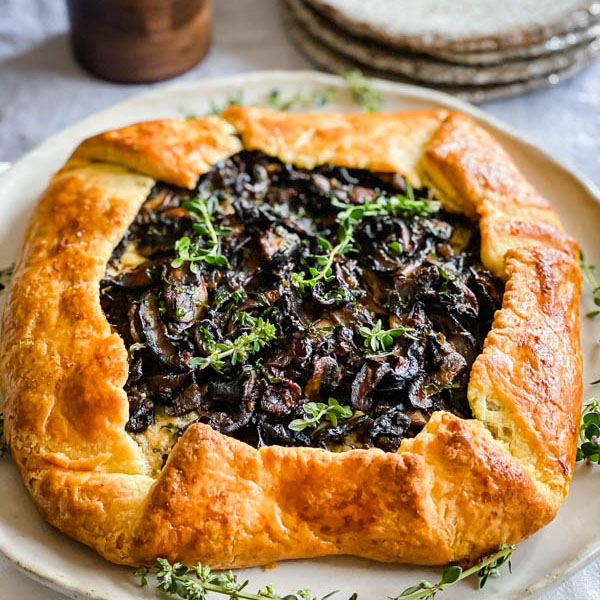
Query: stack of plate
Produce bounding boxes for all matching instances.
[284,0,600,102]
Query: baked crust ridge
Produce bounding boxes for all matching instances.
[0,108,582,567]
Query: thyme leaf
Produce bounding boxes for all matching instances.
[203,90,246,116]
[185,69,383,118]
[290,223,353,292]
[189,313,277,372]
[134,547,514,600]
[436,266,456,296]
[267,88,336,111]
[580,250,600,317]
[289,398,353,432]
[576,398,600,464]
[291,189,439,292]
[392,544,515,600]
[332,187,440,221]
[388,241,403,255]
[359,320,415,353]
[172,194,231,271]
[339,70,383,112]
[135,558,344,600]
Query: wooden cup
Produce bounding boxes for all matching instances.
[66,0,212,83]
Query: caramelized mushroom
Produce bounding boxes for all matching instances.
[101,151,504,454]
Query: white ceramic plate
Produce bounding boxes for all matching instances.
[0,71,599,600]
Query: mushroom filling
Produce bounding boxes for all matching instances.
[100,150,504,465]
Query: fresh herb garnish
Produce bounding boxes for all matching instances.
[339,70,383,113]
[134,558,345,600]
[204,91,246,116]
[389,241,403,255]
[392,544,515,600]
[291,189,439,292]
[290,224,354,292]
[580,250,600,318]
[172,194,231,271]
[0,412,8,457]
[269,71,381,113]
[134,547,514,600]
[576,398,600,464]
[436,266,456,296]
[189,313,277,372]
[289,398,354,432]
[267,88,336,111]
[359,320,415,352]
[184,70,381,118]
[334,188,440,221]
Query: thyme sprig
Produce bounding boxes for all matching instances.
[172,194,231,271]
[189,313,277,372]
[576,398,600,464]
[291,189,439,292]
[0,412,8,457]
[203,85,336,117]
[267,88,336,111]
[187,69,379,117]
[290,228,354,292]
[436,266,456,296]
[393,544,515,600]
[135,558,345,600]
[134,547,514,600]
[579,250,600,318]
[333,188,441,221]
[359,320,415,352]
[202,90,245,117]
[576,252,600,463]
[289,398,354,432]
[339,70,383,112]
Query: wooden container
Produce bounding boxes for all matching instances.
[66,0,212,83]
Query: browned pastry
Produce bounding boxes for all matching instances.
[0,107,582,568]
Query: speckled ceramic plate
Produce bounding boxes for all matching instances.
[304,0,600,52]
[286,13,600,102]
[432,24,600,66]
[287,0,600,85]
[1,71,599,600]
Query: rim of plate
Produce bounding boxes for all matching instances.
[0,69,599,600]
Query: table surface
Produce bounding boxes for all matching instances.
[0,1,599,599]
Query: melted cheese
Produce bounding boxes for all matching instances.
[119,242,148,270]
[133,409,200,475]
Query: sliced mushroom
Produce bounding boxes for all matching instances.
[369,406,411,451]
[304,356,341,401]
[98,150,505,454]
[125,392,154,433]
[165,383,204,417]
[147,372,192,402]
[259,226,300,264]
[350,361,390,411]
[105,258,166,289]
[260,379,302,417]
[163,264,208,324]
[138,292,180,368]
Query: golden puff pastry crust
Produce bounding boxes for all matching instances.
[0,108,581,568]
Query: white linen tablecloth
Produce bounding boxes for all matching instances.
[0,1,599,598]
